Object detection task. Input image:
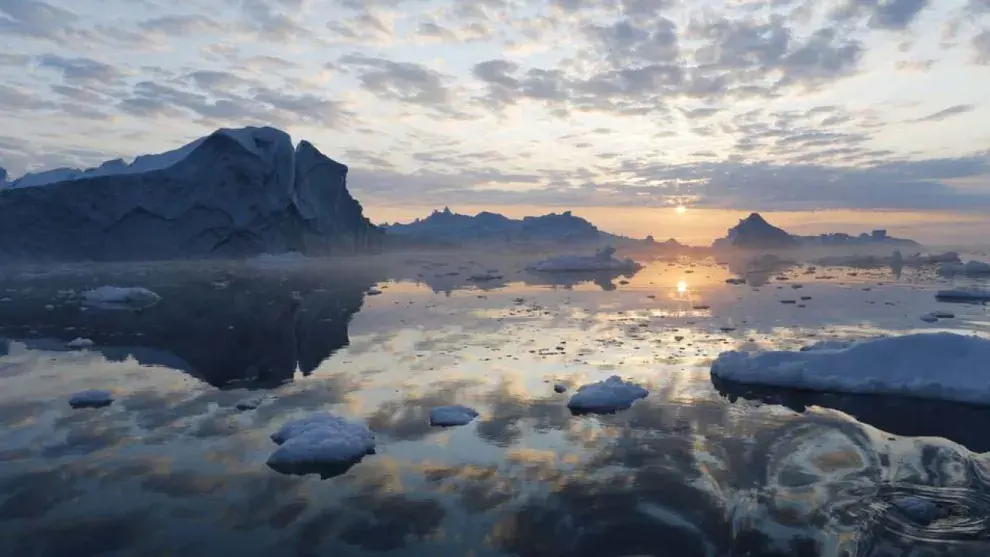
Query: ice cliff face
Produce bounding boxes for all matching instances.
[0,127,382,261]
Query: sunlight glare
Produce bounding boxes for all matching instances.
[676,205,687,215]
[676,280,688,293]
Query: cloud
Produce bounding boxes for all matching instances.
[909,104,975,122]
[37,54,125,85]
[338,53,469,116]
[139,14,224,36]
[831,0,932,30]
[974,29,990,64]
[0,0,77,41]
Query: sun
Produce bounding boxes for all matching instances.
[675,205,687,215]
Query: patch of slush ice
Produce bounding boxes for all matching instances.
[69,389,114,408]
[268,413,375,472]
[935,289,990,302]
[712,333,990,405]
[568,375,649,413]
[526,246,642,273]
[429,405,479,426]
[66,337,94,348]
[939,260,990,276]
[82,286,161,309]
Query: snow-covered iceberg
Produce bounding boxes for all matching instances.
[0,127,382,261]
[711,333,990,405]
[568,375,649,413]
[526,246,642,273]
[267,413,376,478]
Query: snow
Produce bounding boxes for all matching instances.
[526,246,642,273]
[66,337,94,348]
[429,405,479,426]
[935,289,990,302]
[712,333,990,405]
[69,389,114,408]
[268,413,375,469]
[939,260,990,276]
[82,286,161,309]
[567,375,649,413]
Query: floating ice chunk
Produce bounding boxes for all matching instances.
[526,246,642,273]
[725,278,746,285]
[712,333,990,405]
[268,413,375,476]
[467,273,503,282]
[366,286,383,296]
[554,383,567,393]
[235,394,276,411]
[891,496,938,525]
[931,310,954,319]
[429,405,479,426]
[69,389,114,408]
[938,260,990,276]
[82,286,160,309]
[935,289,990,302]
[66,337,94,348]
[568,375,648,413]
[920,313,938,323]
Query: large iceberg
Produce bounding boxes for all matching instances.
[711,333,990,405]
[0,127,382,261]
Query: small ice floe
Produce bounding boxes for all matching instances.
[235,394,277,411]
[693,304,711,310]
[780,299,797,304]
[82,286,160,310]
[267,413,375,478]
[467,273,503,282]
[553,383,567,393]
[429,405,479,427]
[66,337,94,348]
[725,277,746,285]
[712,333,990,405]
[939,260,990,276]
[920,314,939,323]
[69,389,114,409]
[568,375,648,414]
[935,289,990,302]
[891,496,939,526]
[931,310,955,319]
[366,286,383,296]
[526,246,642,273]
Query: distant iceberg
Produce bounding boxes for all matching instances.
[526,246,642,273]
[939,260,990,276]
[712,333,990,405]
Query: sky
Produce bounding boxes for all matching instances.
[1,0,990,243]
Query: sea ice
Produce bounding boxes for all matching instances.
[568,375,649,413]
[268,413,376,472]
[712,333,990,405]
[69,389,114,408]
[82,286,161,309]
[429,405,479,426]
[526,246,642,273]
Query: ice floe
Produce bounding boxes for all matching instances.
[568,375,649,413]
[66,337,94,348]
[267,413,375,477]
[712,333,990,405]
[81,286,160,309]
[429,405,479,426]
[69,389,114,408]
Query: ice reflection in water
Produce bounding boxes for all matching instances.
[0,256,988,556]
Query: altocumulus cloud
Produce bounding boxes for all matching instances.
[0,0,988,212]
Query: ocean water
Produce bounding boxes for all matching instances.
[1,253,990,556]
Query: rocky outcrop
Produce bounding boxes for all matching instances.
[713,213,796,250]
[0,127,382,262]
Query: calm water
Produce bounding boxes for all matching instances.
[1,253,990,557]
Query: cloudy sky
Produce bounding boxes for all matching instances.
[1,0,989,237]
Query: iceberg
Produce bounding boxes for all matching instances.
[82,286,161,309]
[939,260,990,276]
[68,389,115,408]
[526,246,642,273]
[0,127,381,261]
[567,375,649,413]
[429,405,479,427]
[711,333,990,405]
[267,413,376,477]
